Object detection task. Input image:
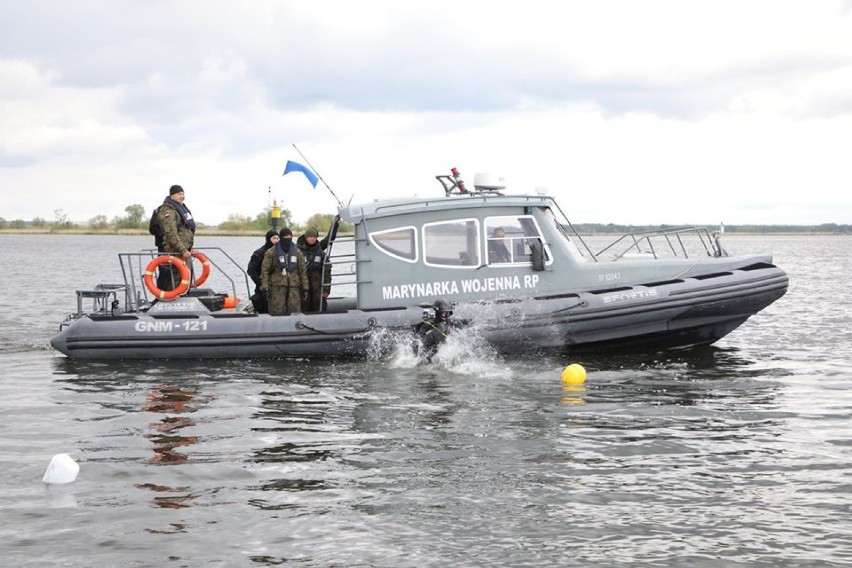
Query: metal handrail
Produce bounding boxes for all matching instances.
[594,227,719,260]
[323,237,359,282]
[118,248,252,312]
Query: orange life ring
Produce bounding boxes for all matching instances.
[144,256,191,300]
[191,251,211,287]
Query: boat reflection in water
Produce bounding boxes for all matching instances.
[143,383,200,466]
[134,382,206,514]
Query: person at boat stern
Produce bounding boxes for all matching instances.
[298,227,332,312]
[247,229,279,313]
[155,185,196,290]
[260,227,308,315]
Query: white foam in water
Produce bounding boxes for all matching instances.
[389,337,422,369]
[42,453,80,484]
[367,328,421,368]
[429,329,506,377]
[368,325,507,376]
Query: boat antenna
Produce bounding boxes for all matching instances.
[292,143,344,208]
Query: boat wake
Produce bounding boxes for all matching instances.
[0,334,53,354]
[366,326,506,377]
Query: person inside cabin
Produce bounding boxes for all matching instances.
[155,185,196,290]
[260,227,308,316]
[298,227,332,312]
[488,227,511,264]
[415,298,456,362]
[247,229,279,313]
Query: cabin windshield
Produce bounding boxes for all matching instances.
[542,207,589,260]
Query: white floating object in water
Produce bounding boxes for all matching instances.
[42,453,80,484]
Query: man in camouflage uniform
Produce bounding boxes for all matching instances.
[298,227,332,312]
[156,185,196,290]
[260,227,308,315]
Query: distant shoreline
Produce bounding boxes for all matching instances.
[0,228,265,236]
[0,228,846,237]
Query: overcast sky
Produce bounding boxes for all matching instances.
[2,0,851,226]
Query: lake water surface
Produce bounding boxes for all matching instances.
[0,234,850,567]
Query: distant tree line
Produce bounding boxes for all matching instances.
[571,223,851,235]
[0,204,354,234]
[0,205,843,235]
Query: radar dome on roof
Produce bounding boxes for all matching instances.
[473,173,506,192]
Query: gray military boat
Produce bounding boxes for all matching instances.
[51,169,788,360]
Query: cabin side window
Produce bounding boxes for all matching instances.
[422,219,481,268]
[369,226,418,263]
[484,215,549,265]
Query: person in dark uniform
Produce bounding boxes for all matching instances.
[298,227,332,312]
[247,229,279,313]
[155,185,196,290]
[488,227,511,263]
[260,228,308,316]
[415,298,456,362]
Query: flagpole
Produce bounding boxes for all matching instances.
[292,144,344,207]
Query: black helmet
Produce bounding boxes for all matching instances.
[433,298,453,317]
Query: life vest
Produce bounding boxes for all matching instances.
[273,241,299,273]
[162,197,196,232]
[301,243,325,273]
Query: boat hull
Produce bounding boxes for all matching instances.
[504,265,788,353]
[51,266,788,360]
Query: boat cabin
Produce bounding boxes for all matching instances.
[336,189,731,311]
[340,194,565,310]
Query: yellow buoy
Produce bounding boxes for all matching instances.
[561,363,587,385]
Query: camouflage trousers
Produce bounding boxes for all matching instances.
[303,272,328,313]
[267,285,302,316]
[158,266,198,291]
[155,249,193,292]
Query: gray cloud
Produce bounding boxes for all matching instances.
[4,1,851,124]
